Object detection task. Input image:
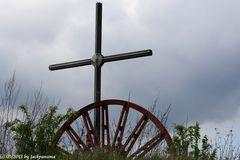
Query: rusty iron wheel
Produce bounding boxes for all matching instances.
[52,99,172,159]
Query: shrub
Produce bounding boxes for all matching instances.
[168,122,216,160]
[6,105,76,155]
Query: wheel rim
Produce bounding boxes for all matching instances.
[53,99,172,158]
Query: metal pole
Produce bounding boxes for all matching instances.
[94,2,102,143]
[49,59,92,71]
[103,50,152,63]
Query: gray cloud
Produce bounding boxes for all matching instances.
[0,0,240,128]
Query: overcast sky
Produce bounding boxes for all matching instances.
[1,0,240,141]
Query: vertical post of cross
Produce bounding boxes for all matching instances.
[94,2,103,143]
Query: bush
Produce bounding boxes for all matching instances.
[168,122,216,160]
[6,105,76,155]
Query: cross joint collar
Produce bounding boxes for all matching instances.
[91,53,104,67]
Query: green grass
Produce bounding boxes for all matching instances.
[53,149,176,160]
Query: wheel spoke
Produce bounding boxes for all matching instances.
[129,133,164,159]
[66,126,88,151]
[121,115,148,156]
[112,102,130,149]
[101,104,110,148]
[82,112,98,146]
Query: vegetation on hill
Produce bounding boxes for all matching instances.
[0,74,239,159]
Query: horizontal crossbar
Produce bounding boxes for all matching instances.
[49,59,92,71]
[103,49,152,63]
[49,49,152,71]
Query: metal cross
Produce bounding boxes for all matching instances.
[49,2,152,142]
